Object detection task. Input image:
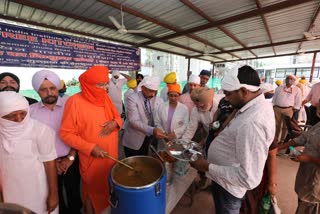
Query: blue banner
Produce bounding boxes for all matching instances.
[0,23,140,70]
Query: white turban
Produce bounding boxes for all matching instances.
[139,76,160,91]
[112,70,120,77]
[0,91,28,117]
[221,74,260,92]
[32,70,61,91]
[260,83,274,93]
[189,75,200,84]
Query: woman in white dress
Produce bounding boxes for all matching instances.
[155,83,189,139]
[0,92,58,214]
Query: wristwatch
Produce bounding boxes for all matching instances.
[68,155,75,161]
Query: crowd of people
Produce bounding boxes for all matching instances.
[0,65,319,214]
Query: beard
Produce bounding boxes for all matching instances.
[42,95,58,104]
[232,100,246,109]
[0,86,18,92]
[197,103,212,112]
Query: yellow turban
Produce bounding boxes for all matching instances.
[299,79,307,85]
[190,87,214,104]
[60,80,65,90]
[167,83,181,94]
[163,72,176,84]
[275,80,282,86]
[127,79,137,89]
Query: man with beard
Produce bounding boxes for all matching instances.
[191,65,275,214]
[0,72,37,105]
[181,87,219,142]
[29,70,81,214]
[108,70,131,115]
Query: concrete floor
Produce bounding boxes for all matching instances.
[171,156,299,214]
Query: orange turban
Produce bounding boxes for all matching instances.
[167,83,181,94]
[79,65,119,119]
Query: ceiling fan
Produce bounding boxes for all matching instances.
[201,45,215,57]
[108,5,150,35]
[303,32,320,40]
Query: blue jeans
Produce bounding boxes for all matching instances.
[211,182,242,214]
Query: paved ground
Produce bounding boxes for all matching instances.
[171,156,299,214]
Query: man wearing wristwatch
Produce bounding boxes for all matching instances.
[29,70,81,214]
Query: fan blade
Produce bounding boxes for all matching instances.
[126,29,150,34]
[108,16,122,30]
[303,32,317,40]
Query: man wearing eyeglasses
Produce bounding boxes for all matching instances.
[272,75,302,144]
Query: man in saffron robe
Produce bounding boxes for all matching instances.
[60,66,122,214]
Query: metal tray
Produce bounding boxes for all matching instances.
[161,139,203,162]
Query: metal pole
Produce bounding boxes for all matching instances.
[187,57,191,80]
[309,52,317,82]
[212,63,215,89]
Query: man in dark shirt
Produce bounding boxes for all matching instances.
[205,97,234,154]
[0,72,37,105]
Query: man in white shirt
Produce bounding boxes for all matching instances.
[108,71,131,115]
[181,87,219,142]
[302,81,320,125]
[272,75,302,143]
[191,65,275,214]
[29,70,81,214]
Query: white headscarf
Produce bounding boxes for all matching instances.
[0,91,33,153]
[188,75,200,84]
[32,70,61,91]
[112,70,120,77]
[139,76,161,91]
[221,74,260,92]
[111,70,121,83]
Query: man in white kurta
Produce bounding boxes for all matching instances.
[108,71,131,115]
[181,87,219,141]
[0,92,58,214]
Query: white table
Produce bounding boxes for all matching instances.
[165,167,198,214]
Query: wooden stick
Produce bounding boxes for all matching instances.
[102,152,134,170]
